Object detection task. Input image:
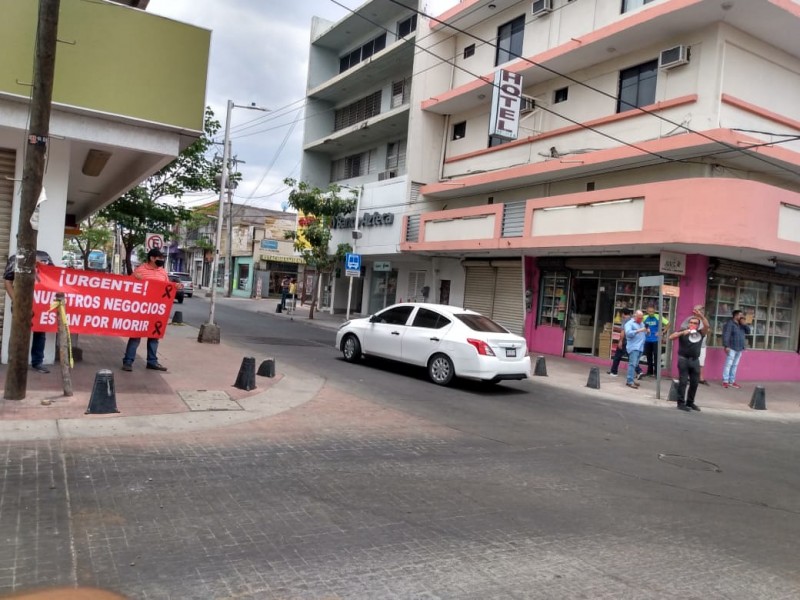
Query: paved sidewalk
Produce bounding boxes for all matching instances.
[2,295,797,442]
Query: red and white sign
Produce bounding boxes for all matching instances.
[32,264,176,338]
[489,70,523,141]
[145,233,164,251]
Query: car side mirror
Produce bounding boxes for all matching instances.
[369,315,378,323]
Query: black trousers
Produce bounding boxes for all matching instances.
[644,340,659,375]
[677,356,701,406]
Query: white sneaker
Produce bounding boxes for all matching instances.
[607,371,618,377]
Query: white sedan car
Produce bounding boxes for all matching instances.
[335,303,531,386]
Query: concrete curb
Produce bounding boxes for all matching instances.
[0,363,324,442]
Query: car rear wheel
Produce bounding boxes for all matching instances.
[428,353,454,386]
[342,334,361,363]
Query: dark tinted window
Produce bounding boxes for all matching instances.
[375,306,414,325]
[455,313,509,333]
[495,15,525,66]
[463,43,475,59]
[412,308,451,329]
[452,121,466,140]
[617,59,657,113]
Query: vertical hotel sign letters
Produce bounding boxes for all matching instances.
[489,70,523,140]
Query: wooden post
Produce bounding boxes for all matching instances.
[4,0,61,400]
[54,292,73,397]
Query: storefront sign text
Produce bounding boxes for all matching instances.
[489,70,522,141]
[331,211,395,229]
[660,251,686,276]
[260,239,279,250]
[373,261,392,272]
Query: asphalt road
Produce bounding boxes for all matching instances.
[2,298,798,599]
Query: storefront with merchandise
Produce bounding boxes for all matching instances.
[526,255,800,381]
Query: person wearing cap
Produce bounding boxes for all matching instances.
[122,248,169,372]
[3,250,53,373]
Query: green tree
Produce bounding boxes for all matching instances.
[101,107,222,274]
[69,215,113,269]
[283,178,358,319]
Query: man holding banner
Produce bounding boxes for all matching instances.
[122,248,169,372]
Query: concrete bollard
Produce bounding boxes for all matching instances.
[668,380,680,402]
[586,367,600,389]
[534,356,548,377]
[257,359,276,378]
[749,386,767,410]
[233,357,257,391]
[171,311,184,325]
[85,369,120,414]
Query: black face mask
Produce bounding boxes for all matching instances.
[155,259,165,268]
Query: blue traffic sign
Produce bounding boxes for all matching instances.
[345,253,361,271]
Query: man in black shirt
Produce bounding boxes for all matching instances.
[668,307,710,412]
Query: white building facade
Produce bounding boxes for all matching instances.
[303,0,800,381]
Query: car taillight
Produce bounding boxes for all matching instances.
[467,338,495,356]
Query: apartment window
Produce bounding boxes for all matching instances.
[495,15,525,66]
[617,59,657,113]
[330,149,378,181]
[334,90,382,131]
[391,78,411,108]
[554,86,569,103]
[488,135,509,148]
[397,14,417,38]
[622,0,656,13]
[385,139,407,171]
[338,33,387,73]
[463,44,475,59]
[452,121,466,140]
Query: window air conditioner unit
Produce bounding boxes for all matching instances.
[378,169,398,181]
[520,96,537,114]
[531,0,553,17]
[659,45,690,69]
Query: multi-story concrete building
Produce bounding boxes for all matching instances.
[1,0,209,364]
[304,0,800,380]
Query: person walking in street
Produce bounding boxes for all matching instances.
[280,276,290,310]
[642,303,669,377]
[624,310,647,389]
[680,304,709,385]
[722,309,750,389]
[122,248,169,372]
[608,308,642,378]
[4,250,53,373]
[669,309,710,411]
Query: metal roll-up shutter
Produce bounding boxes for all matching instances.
[492,264,524,335]
[712,258,799,286]
[0,148,16,338]
[463,266,495,316]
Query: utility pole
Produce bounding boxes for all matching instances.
[224,185,233,297]
[5,0,61,400]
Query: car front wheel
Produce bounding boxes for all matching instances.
[342,334,361,363]
[428,353,454,386]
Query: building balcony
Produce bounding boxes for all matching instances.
[304,103,410,157]
[401,178,800,269]
[308,33,416,105]
[423,0,798,117]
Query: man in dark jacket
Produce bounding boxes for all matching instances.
[669,309,711,411]
[721,309,751,389]
[4,251,53,373]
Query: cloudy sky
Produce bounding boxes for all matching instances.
[146,0,457,212]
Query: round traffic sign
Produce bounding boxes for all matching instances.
[145,233,164,251]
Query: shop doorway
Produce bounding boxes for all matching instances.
[368,269,397,314]
[568,276,624,357]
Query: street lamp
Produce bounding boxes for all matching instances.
[198,100,269,344]
[345,185,363,321]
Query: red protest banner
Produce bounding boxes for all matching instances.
[32,264,176,338]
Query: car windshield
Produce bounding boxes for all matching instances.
[454,313,509,333]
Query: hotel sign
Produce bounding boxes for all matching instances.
[331,211,395,229]
[489,70,523,140]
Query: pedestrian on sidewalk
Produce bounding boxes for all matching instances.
[122,248,169,372]
[608,308,642,378]
[642,303,669,377]
[722,309,750,389]
[287,278,297,314]
[669,309,710,411]
[280,276,290,310]
[624,310,647,389]
[4,250,53,373]
[680,305,709,385]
